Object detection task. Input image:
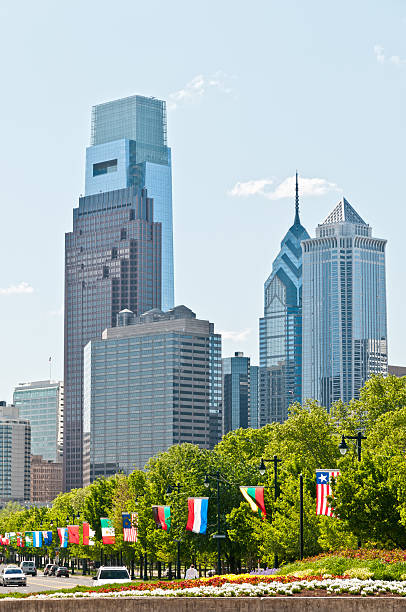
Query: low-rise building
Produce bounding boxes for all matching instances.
[30,455,63,503]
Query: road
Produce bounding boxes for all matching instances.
[0,573,94,594]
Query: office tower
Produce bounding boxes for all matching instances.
[86,95,174,311]
[82,306,221,484]
[31,455,63,503]
[13,380,64,463]
[222,352,260,433]
[249,365,260,428]
[65,185,161,491]
[0,402,31,503]
[259,174,310,422]
[302,198,388,408]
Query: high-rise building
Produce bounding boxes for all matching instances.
[259,174,309,423]
[222,352,260,434]
[65,118,162,492]
[31,455,63,504]
[82,306,221,484]
[302,198,387,408]
[13,380,64,463]
[0,403,31,503]
[86,95,174,311]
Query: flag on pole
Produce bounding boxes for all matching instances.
[239,487,267,520]
[33,531,43,547]
[25,532,34,547]
[68,525,79,544]
[42,531,52,546]
[316,470,340,516]
[186,498,208,534]
[8,533,16,546]
[82,522,95,546]
[57,527,68,548]
[122,513,138,542]
[152,506,171,531]
[16,533,24,547]
[100,518,115,544]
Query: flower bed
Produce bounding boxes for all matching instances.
[305,549,406,564]
[5,576,406,599]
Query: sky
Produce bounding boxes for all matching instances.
[0,0,405,402]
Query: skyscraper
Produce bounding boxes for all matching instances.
[259,174,309,422]
[82,306,221,483]
[0,403,31,503]
[65,122,162,489]
[85,95,174,311]
[302,198,387,408]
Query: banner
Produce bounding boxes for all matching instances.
[82,522,95,546]
[33,531,43,547]
[42,531,52,546]
[152,506,171,531]
[100,518,115,544]
[240,486,266,520]
[57,527,68,548]
[122,513,138,542]
[316,470,340,517]
[186,498,208,534]
[68,525,80,544]
[25,532,34,548]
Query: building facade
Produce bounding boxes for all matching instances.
[83,306,221,485]
[388,366,406,378]
[222,353,261,434]
[302,198,388,408]
[30,455,63,504]
[86,95,174,311]
[259,174,309,423]
[0,403,30,503]
[13,380,63,463]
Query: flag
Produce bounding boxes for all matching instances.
[152,506,171,531]
[25,532,34,547]
[42,531,52,546]
[57,527,68,548]
[316,470,340,516]
[16,533,24,547]
[33,531,43,547]
[68,525,79,544]
[122,513,138,542]
[240,486,266,520]
[100,518,115,544]
[82,522,95,546]
[4,533,9,546]
[186,497,208,534]
[8,533,16,546]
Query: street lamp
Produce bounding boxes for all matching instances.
[166,482,182,580]
[339,432,366,462]
[204,471,227,576]
[258,456,282,568]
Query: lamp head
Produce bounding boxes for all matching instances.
[204,474,210,488]
[339,435,348,456]
[258,458,266,476]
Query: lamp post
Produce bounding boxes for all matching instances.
[339,432,366,462]
[166,483,182,580]
[258,456,282,568]
[204,471,226,576]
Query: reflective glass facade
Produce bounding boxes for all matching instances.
[302,198,388,408]
[64,187,161,490]
[0,404,31,503]
[83,307,221,484]
[222,353,259,433]
[13,380,63,463]
[86,95,174,311]
[259,191,309,423]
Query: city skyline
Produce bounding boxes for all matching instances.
[1,1,406,402]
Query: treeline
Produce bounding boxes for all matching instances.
[2,375,406,569]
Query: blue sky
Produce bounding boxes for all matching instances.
[0,0,405,401]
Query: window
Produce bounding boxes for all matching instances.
[93,159,118,176]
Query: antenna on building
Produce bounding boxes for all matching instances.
[294,170,300,225]
[49,356,52,382]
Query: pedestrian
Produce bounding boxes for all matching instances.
[185,564,199,580]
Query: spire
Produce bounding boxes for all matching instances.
[294,170,300,225]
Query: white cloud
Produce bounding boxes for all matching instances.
[168,72,232,110]
[228,175,340,200]
[0,282,34,296]
[374,44,406,65]
[219,328,251,342]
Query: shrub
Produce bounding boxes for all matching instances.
[346,567,374,580]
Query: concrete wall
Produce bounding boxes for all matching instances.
[1,598,406,611]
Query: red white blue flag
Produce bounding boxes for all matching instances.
[122,512,138,542]
[316,470,340,516]
[186,498,208,534]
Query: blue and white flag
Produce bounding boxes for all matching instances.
[57,527,68,548]
[33,531,42,547]
[42,531,52,546]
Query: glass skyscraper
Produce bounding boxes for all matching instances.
[302,197,387,408]
[259,175,309,422]
[85,95,174,311]
[83,306,221,484]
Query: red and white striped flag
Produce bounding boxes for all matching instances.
[122,513,138,542]
[316,470,340,516]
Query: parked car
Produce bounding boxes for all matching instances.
[20,561,37,576]
[92,566,131,585]
[1,567,27,586]
[55,567,69,578]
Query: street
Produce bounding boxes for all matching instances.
[0,573,94,594]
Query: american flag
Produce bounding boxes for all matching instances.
[122,512,138,542]
[316,470,340,516]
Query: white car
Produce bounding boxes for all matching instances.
[1,567,27,586]
[92,566,131,585]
